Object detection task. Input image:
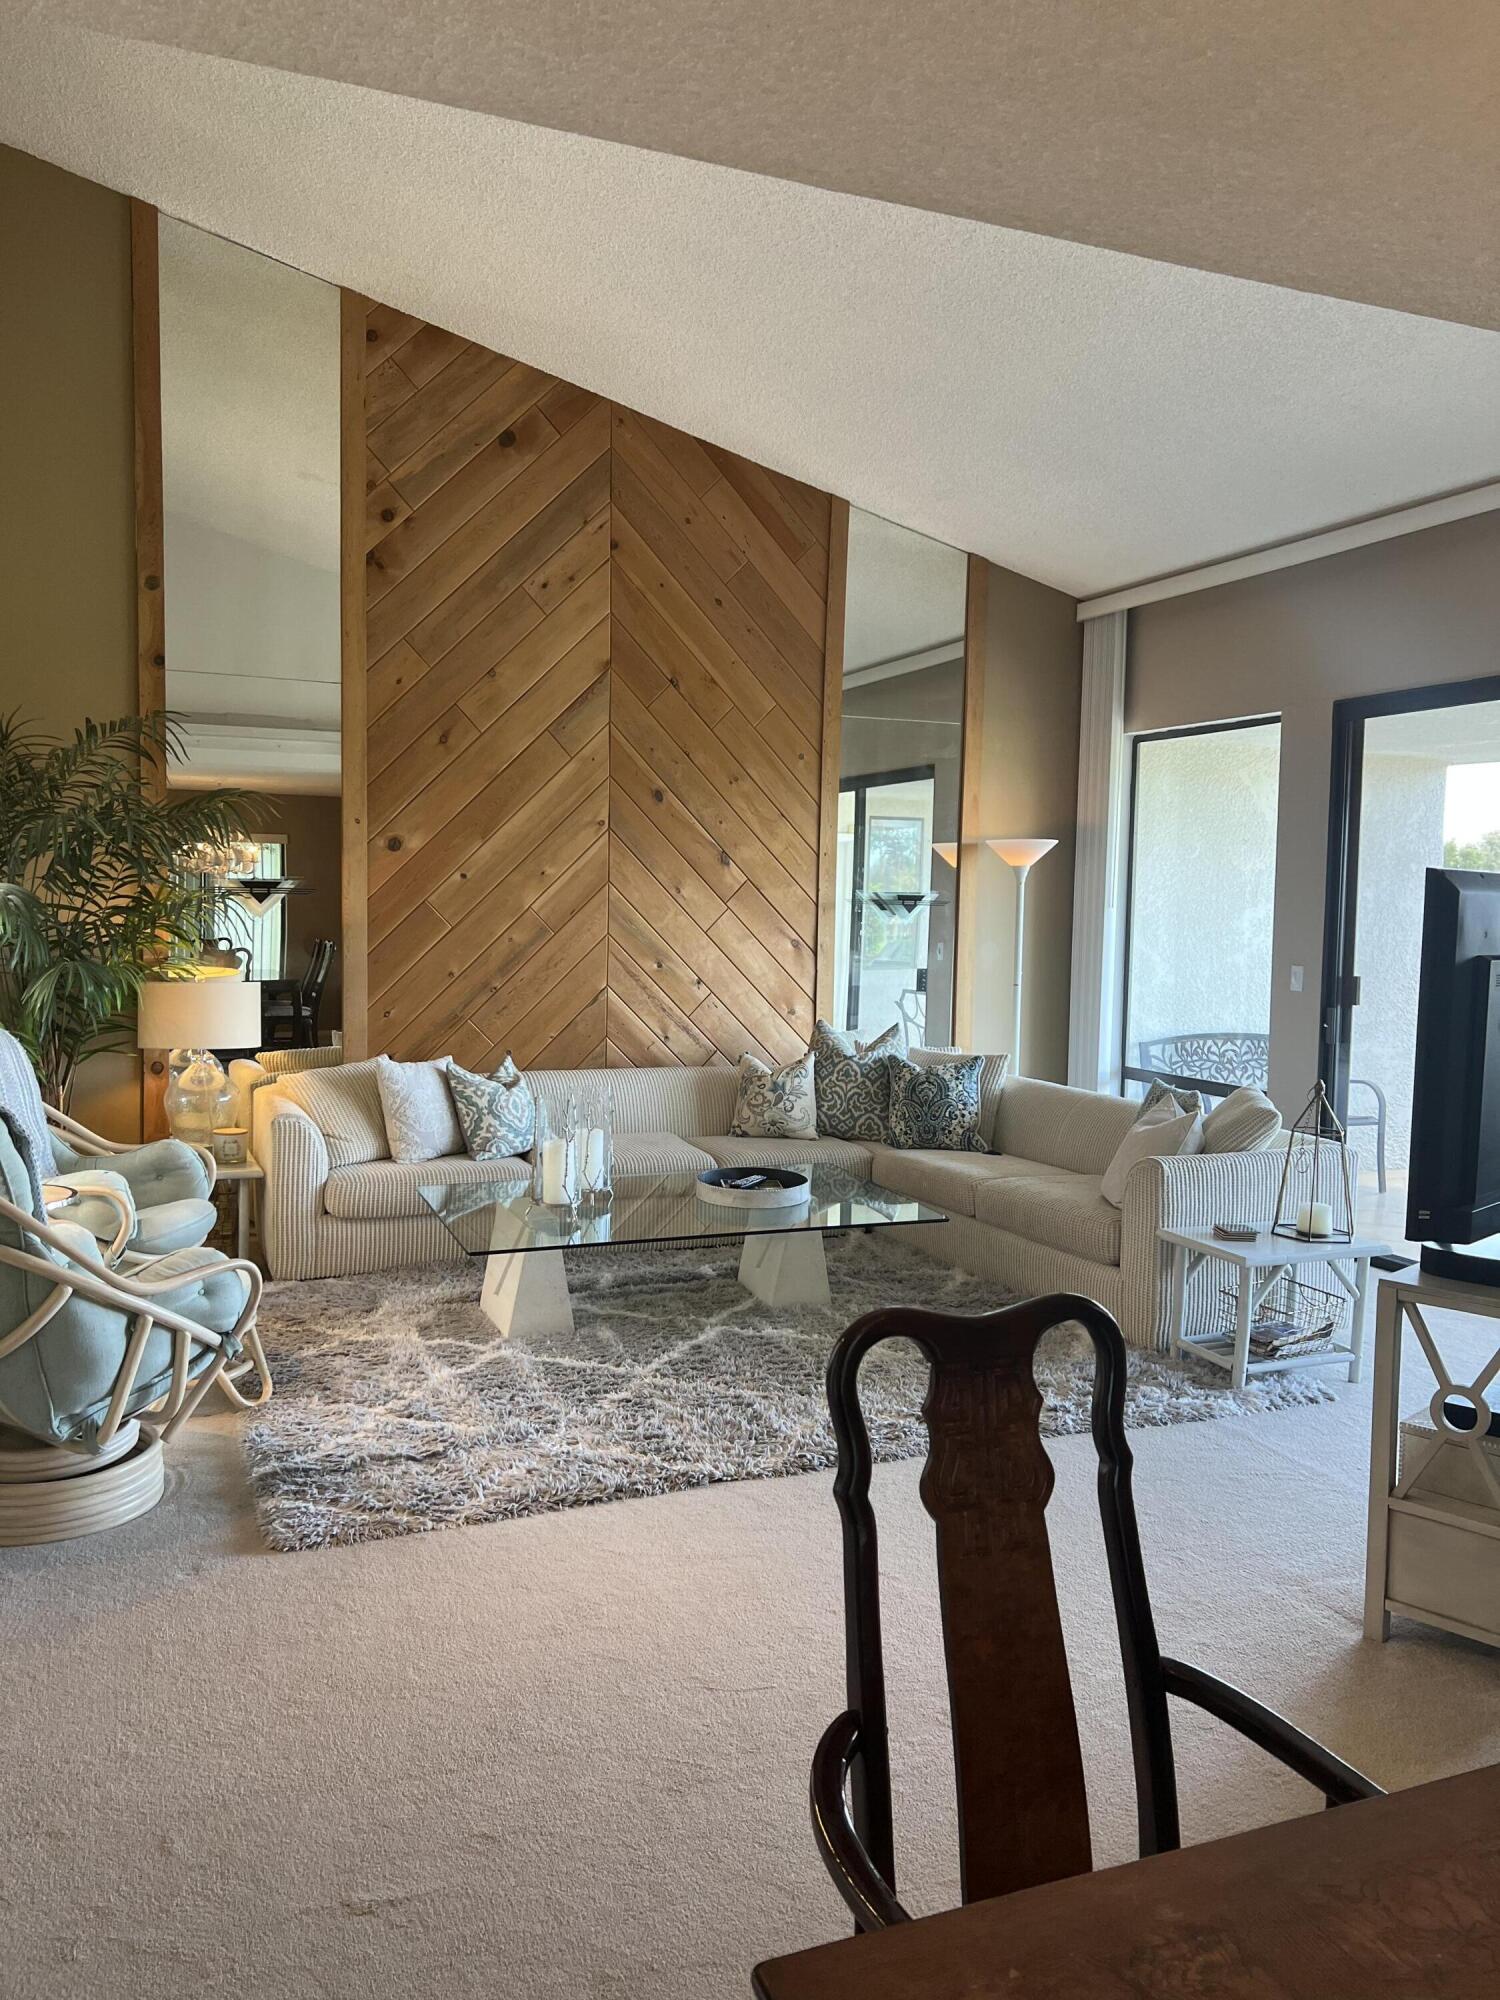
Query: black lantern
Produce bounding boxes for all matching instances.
[1272,1081,1355,1245]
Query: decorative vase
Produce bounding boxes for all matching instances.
[530,1095,579,1208]
[163,1050,235,1148]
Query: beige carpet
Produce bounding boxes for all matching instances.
[3,1302,1498,2000]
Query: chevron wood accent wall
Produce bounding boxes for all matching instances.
[352,301,835,1072]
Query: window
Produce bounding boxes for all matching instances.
[836,769,938,1042]
[1122,719,1281,1098]
[219,838,287,984]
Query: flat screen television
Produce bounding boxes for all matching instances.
[1407,868,1500,1284]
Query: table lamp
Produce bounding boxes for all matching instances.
[986,839,1058,1075]
[137,974,263,1146]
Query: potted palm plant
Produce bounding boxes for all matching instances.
[0,711,256,1108]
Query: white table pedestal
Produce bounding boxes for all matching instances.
[737,1231,831,1308]
[480,1249,575,1338]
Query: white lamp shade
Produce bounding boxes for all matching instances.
[136,975,263,1050]
[986,837,1058,869]
[931,841,959,869]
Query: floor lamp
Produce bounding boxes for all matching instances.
[986,839,1057,1073]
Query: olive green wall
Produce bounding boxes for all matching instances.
[1,145,141,1135]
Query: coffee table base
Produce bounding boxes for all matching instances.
[477,1230,834,1336]
[737,1232,831,1308]
[480,1249,574,1338]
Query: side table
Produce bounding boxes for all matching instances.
[1365,1266,1500,1648]
[1159,1225,1390,1391]
[213,1156,263,1261]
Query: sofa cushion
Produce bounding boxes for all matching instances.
[1101,1099,1202,1206]
[865,1144,1013,1218]
[696,1135,874,1176]
[611,1135,717,1176]
[531,1067,737,1140]
[324,1155,531,1221]
[994,1077,1138,1175]
[1202,1085,1282,1153]
[274,1058,390,1167]
[972,1161,1123,1266]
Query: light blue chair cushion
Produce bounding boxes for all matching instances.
[130,1198,221,1256]
[0,1116,244,1451]
[0,1031,54,1184]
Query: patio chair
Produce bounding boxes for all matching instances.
[0,1028,218,1259]
[0,1107,264,1542]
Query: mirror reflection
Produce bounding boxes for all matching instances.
[836,509,968,1046]
[157,217,343,1046]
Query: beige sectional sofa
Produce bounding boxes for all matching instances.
[238,1052,1285,1353]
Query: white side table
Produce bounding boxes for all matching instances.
[1365,1267,1500,1649]
[213,1156,263,1261]
[1159,1225,1390,1391]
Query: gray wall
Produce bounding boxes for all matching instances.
[1127,511,1500,1112]
[972,566,1083,1082]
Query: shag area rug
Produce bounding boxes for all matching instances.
[244,1235,1334,1551]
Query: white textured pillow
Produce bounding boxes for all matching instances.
[1101,1098,1203,1206]
[374,1054,463,1164]
[274,1058,390,1168]
[1202,1085,1282,1154]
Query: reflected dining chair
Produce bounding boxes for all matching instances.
[811,1294,1381,1930]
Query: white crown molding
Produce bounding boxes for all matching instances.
[1077,481,1500,621]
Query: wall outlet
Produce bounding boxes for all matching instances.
[1289,965,1305,993]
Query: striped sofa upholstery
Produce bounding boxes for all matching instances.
[246,1057,1282,1352]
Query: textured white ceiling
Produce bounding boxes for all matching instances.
[28,0,1500,330]
[4,22,1499,595]
[159,215,340,570]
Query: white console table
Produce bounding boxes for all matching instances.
[1365,1267,1500,1650]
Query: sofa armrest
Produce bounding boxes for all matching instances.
[257,1095,332,1280]
[228,1056,270,1133]
[1119,1149,1286,1351]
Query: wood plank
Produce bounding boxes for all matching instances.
[368,587,544,773]
[368,638,431,723]
[647,684,818,895]
[368,898,451,1005]
[523,505,610,612]
[688,991,779,1070]
[368,341,514,472]
[721,549,826,692]
[708,904,813,1036]
[756,701,822,794]
[367,402,558,602]
[425,729,608,924]
[367,703,480,833]
[365,352,419,429]
[608,888,711,1020]
[612,565,733,728]
[611,509,776,727]
[607,616,671,711]
[534,832,609,933]
[457,565,609,731]
[383,359,557,514]
[530,988,608,1069]
[704,443,813,561]
[708,701,819,849]
[701,473,827,648]
[606,989,685,1068]
[340,288,371,1059]
[728,879,816,1000]
[373,906,553,1052]
[632,412,723,498]
[608,947,717,1065]
[612,409,748,581]
[469,889,609,1041]
[609,730,746,923]
[549,670,609,757]
[365,478,413,551]
[497,939,609,1072]
[537,378,602,436]
[129,202,164,741]
[387,321,470,388]
[364,304,424,370]
[815,497,849,1022]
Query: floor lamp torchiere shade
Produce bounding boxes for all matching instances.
[988,838,1057,1076]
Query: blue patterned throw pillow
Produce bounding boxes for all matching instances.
[810,1019,906,1142]
[729,1049,818,1140]
[884,1053,988,1152]
[447,1054,536,1161]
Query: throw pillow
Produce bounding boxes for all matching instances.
[374,1054,463,1165]
[447,1055,537,1162]
[911,1046,1010,1148]
[274,1058,390,1167]
[1101,1098,1203,1206]
[729,1050,819,1140]
[810,1019,905,1141]
[884,1054,988,1152]
[1141,1077,1204,1120]
[1202,1085,1282,1154]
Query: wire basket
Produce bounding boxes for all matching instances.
[1217,1272,1348,1361]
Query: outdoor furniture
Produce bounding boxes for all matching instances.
[261,937,337,1049]
[1136,1030,1388,1191]
[809,1293,1380,1930]
[0,1107,264,1542]
[0,1029,217,1259]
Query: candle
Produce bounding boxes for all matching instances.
[541,1136,572,1205]
[1296,1202,1333,1238]
[583,1127,606,1187]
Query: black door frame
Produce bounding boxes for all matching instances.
[839,762,936,1032]
[1321,673,1500,1117]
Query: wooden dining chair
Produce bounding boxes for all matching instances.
[812,1294,1382,1930]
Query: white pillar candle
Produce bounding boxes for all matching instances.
[1307,1201,1333,1238]
[583,1128,606,1186]
[541,1137,571,1205]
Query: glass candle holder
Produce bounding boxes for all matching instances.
[531,1095,579,1208]
[577,1084,614,1204]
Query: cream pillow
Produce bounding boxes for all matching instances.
[274,1058,389,1167]
[729,1050,818,1140]
[374,1054,463,1164]
[1202,1085,1282,1153]
[1101,1097,1203,1206]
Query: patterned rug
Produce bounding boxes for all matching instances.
[243,1235,1334,1551]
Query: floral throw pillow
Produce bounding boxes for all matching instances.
[810,1018,906,1142]
[447,1054,536,1162]
[883,1053,988,1152]
[729,1049,819,1140]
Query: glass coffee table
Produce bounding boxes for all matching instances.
[418,1165,949,1336]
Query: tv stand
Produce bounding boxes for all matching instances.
[1421,1236,1500,1289]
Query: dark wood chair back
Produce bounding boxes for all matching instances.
[300,937,336,1005]
[813,1293,1378,1931]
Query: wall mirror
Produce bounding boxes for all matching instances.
[155,215,343,1044]
[835,508,969,1047]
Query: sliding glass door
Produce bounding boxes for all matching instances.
[1323,676,1500,1221]
[1122,717,1282,1098]
[835,767,938,1041]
